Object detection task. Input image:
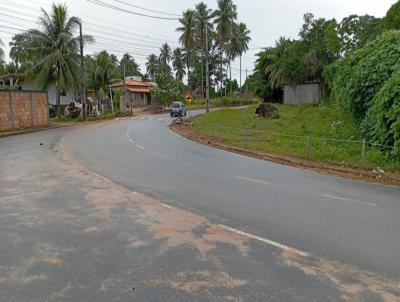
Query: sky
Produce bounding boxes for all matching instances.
[0,0,397,82]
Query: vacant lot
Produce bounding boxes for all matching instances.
[192,103,400,172]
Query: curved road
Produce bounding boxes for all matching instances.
[64,112,400,280]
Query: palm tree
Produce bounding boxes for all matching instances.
[265,37,292,89]
[24,4,93,117]
[194,2,213,98]
[172,48,186,81]
[9,33,33,70]
[0,38,4,61]
[120,53,141,77]
[159,43,172,74]
[177,9,196,89]
[146,54,159,81]
[236,22,251,88]
[213,0,237,96]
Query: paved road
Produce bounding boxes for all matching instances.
[63,112,400,280]
[1,111,400,301]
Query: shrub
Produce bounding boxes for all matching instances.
[332,30,400,120]
[363,69,400,158]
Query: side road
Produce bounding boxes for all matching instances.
[1,122,399,301]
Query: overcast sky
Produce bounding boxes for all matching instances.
[0,0,397,81]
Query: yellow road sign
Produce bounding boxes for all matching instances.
[185,91,193,104]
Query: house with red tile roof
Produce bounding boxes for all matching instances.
[110,76,156,112]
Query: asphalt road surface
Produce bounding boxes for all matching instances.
[1,110,400,301]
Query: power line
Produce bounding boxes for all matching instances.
[114,0,181,17]
[86,0,179,21]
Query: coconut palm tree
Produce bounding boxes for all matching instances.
[119,53,141,77]
[265,37,293,89]
[172,48,186,81]
[146,53,159,81]
[159,43,172,74]
[194,2,213,98]
[213,0,237,96]
[0,38,5,61]
[24,3,93,117]
[177,9,196,89]
[9,33,33,70]
[236,22,251,88]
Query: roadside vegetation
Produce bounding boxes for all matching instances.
[193,104,400,172]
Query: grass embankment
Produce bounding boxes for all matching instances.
[188,97,256,110]
[193,103,400,172]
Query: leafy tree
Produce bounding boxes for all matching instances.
[159,43,172,74]
[332,30,400,121]
[177,9,196,88]
[146,53,159,81]
[338,14,380,54]
[23,3,93,117]
[172,48,186,81]
[119,53,141,77]
[150,72,186,107]
[380,1,400,31]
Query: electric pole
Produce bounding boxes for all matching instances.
[78,21,86,121]
[205,18,210,113]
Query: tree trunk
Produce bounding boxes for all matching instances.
[201,51,204,99]
[187,50,190,91]
[56,88,61,118]
[220,45,223,98]
[240,55,242,90]
[229,62,232,97]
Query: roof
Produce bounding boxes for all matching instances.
[127,87,150,93]
[0,73,26,81]
[110,79,152,88]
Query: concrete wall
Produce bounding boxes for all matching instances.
[283,83,321,105]
[22,82,75,106]
[0,91,49,131]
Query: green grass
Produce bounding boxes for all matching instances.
[193,103,400,172]
[188,97,257,110]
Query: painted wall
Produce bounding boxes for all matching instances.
[22,82,75,106]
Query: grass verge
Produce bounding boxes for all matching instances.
[191,103,400,173]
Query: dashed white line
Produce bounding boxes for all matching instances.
[153,152,169,158]
[128,138,134,144]
[161,203,174,209]
[321,194,377,207]
[218,224,309,257]
[136,144,146,150]
[236,176,270,185]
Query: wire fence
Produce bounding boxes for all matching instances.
[192,122,400,172]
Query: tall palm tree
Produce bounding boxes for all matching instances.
[24,3,93,117]
[0,38,5,61]
[172,48,186,81]
[194,2,213,98]
[213,0,237,96]
[9,33,33,70]
[87,51,114,101]
[236,22,251,88]
[159,43,172,73]
[146,53,159,81]
[177,9,196,89]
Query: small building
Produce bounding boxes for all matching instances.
[0,73,76,106]
[283,82,322,105]
[110,76,155,112]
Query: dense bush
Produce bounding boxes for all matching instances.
[363,69,400,158]
[332,30,400,120]
[150,72,186,107]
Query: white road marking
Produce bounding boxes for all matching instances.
[161,203,174,209]
[236,176,270,185]
[132,191,139,196]
[136,144,146,150]
[153,152,169,158]
[128,139,134,144]
[321,194,377,207]
[218,224,309,257]
[171,131,182,138]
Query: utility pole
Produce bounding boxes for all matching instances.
[245,68,248,101]
[78,21,86,121]
[205,18,210,113]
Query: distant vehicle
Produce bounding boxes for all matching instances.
[170,102,187,117]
